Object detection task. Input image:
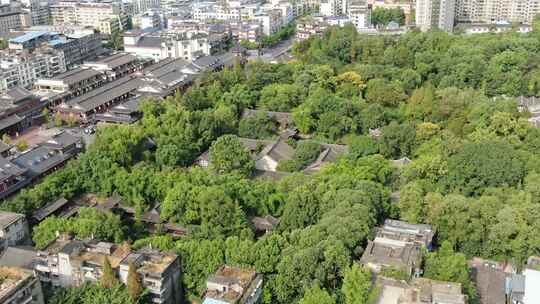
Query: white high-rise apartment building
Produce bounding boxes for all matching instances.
[128,0,160,15]
[50,1,126,34]
[456,0,540,24]
[348,0,371,30]
[416,0,456,32]
[320,0,348,16]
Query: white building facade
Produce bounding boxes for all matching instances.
[123,31,210,61]
[416,0,456,32]
[0,211,29,249]
[456,0,540,24]
[0,51,67,92]
[348,0,370,30]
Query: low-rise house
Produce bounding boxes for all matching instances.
[0,87,45,135]
[251,215,280,234]
[0,266,45,304]
[82,53,140,81]
[360,239,422,278]
[198,135,347,174]
[96,196,187,237]
[241,109,294,130]
[55,76,143,121]
[203,265,263,304]
[196,137,274,169]
[118,248,182,304]
[376,219,435,250]
[12,132,82,181]
[0,156,29,200]
[255,138,295,172]
[34,235,130,287]
[34,234,182,303]
[408,278,467,304]
[31,197,70,224]
[0,211,29,251]
[42,131,83,155]
[93,97,143,124]
[374,277,467,304]
[34,68,104,97]
[303,143,348,173]
[360,220,434,278]
[55,56,222,122]
[469,258,508,304]
[378,277,467,304]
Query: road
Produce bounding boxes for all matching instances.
[248,38,295,63]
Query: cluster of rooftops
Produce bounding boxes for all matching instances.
[0,131,82,199]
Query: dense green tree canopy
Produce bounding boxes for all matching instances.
[5,25,540,304]
[209,135,255,176]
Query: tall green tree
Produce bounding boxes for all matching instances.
[299,285,336,304]
[209,135,254,176]
[424,241,476,301]
[100,256,118,288]
[342,264,372,304]
[127,261,143,300]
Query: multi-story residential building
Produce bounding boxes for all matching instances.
[0,266,45,304]
[0,49,67,93]
[0,211,29,250]
[254,10,283,35]
[295,16,328,40]
[193,2,242,22]
[7,29,101,67]
[233,21,262,42]
[50,1,126,35]
[123,30,210,61]
[348,0,371,31]
[265,1,294,23]
[118,247,182,304]
[416,0,456,32]
[26,0,50,26]
[455,0,486,22]
[320,0,347,16]
[76,2,127,35]
[456,0,540,24]
[138,10,162,29]
[49,0,77,25]
[203,265,264,304]
[33,235,182,304]
[0,3,25,36]
[129,0,160,14]
[360,220,435,278]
